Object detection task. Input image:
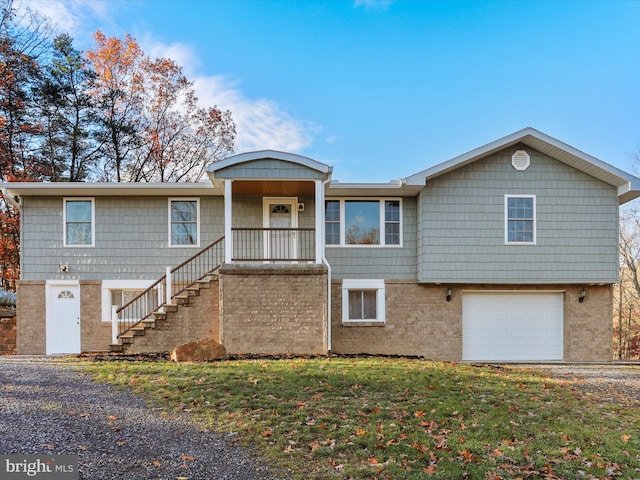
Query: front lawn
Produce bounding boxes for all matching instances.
[80,358,640,479]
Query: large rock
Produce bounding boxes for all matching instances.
[170,337,227,362]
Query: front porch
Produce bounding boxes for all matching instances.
[212,151,333,266]
[110,151,333,354]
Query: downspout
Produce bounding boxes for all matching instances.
[320,177,332,353]
[1,188,20,209]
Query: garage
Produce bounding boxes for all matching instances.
[462,292,564,361]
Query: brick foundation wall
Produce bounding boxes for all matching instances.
[0,312,16,355]
[564,284,612,362]
[126,278,220,354]
[331,281,461,359]
[80,280,111,352]
[16,281,46,354]
[331,281,613,362]
[220,264,327,355]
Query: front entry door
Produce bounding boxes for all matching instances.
[46,283,81,355]
[263,197,298,261]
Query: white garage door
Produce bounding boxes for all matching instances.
[462,293,563,361]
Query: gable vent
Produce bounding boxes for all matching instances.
[511,150,530,171]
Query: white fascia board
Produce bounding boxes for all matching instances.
[404,127,639,198]
[207,150,332,176]
[326,180,421,197]
[404,128,538,185]
[0,182,221,197]
[618,178,640,204]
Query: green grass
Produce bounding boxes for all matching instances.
[79,358,640,479]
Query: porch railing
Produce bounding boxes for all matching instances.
[232,227,315,262]
[114,236,225,340]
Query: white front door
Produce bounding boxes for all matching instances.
[46,282,81,355]
[263,197,298,260]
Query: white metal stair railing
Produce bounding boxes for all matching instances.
[112,236,225,344]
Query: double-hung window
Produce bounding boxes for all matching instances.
[505,195,536,244]
[169,198,200,247]
[325,199,402,246]
[342,279,385,324]
[64,198,94,247]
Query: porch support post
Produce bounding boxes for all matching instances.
[165,266,173,305]
[224,179,233,264]
[315,179,323,264]
[111,306,119,344]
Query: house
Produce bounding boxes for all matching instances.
[4,127,639,362]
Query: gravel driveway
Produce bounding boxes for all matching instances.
[0,356,289,480]
[524,363,640,406]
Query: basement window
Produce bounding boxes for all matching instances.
[341,279,385,324]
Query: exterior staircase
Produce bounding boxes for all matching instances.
[110,273,220,353]
[110,237,224,353]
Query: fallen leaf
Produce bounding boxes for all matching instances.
[152,460,161,467]
[181,455,196,462]
[622,434,631,443]
[116,441,127,446]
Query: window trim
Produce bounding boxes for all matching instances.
[63,197,95,248]
[504,194,536,245]
[168,197,200,247]
[101,279,157,322]
[341,279,386,324]
[325,198,403,247]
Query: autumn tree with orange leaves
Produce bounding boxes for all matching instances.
[87,31,235,182]
[0,0,53,290]
[0,1,236,290]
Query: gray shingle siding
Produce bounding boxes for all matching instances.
[417,146,619,284]
[21,196,225,280]
[214,159,325,180]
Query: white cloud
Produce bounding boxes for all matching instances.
[16,1,316,155]
[193,76,314,153]
[142,37,315,153]
[16,0,109,37]
[354,0,395,11]
[140,37,202,75]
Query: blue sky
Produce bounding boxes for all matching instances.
[18,0,640,182]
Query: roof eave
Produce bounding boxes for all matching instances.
[326,180,421,197]
[207,150,332,178]
[0,182,220,196]
[404,127,638,202]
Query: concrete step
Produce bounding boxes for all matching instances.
[131,326,146,336]
[174,295,190,305]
